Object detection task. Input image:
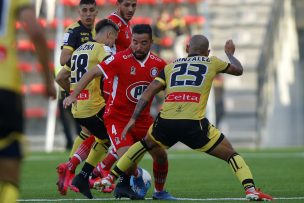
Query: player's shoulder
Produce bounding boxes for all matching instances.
[65,21,82,33]
[107,13,127,27]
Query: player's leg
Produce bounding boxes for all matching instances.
[92,147,118,179]
[70,108,109,199]
[190,118,272,201]
[0,90,24,203]
[69,129,90,158]
[56,127,93,195]
[71,138,110,199]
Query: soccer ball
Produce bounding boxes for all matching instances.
[130,168,152,198]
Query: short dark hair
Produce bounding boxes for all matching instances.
[79,0,96,5]
[95,19,119,33]
[132,24,152,39]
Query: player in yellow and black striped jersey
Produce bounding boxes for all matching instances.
[0,1,56,202]
[101,35,272,201]
[56,19,118,199]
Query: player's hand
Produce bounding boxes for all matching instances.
[45,82,57,100]
[121,119,136,140]
[225,39,235,55]
[63,95,76,109]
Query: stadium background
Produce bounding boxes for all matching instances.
[18,0,304,151]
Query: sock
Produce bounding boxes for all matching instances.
[112,140,147,178]
[79,163,95,180]
[101,148,119,171]
[67,156,81,173]
[227,153,255,190]
[86,141,108,168]
[153,159,168,192]
[0,181,19,203]
[69,131,90,158]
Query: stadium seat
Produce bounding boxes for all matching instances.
[61,0,78,7]
[47,40,56,50]
[96,0,106,6]
[17,40,34,52]
[108,0,117,5]
[25,107,47,118]
[35,62,55,72]
[130,16,153,25]
[187,0,203,4]
[137,0,157,5]
[29,84,46,95]
[18,62,33,73]
[184,15,205,25]
[160,0,184,4]
[160,37,173,47]
[21,85,28,95]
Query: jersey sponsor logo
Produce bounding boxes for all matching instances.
[126,81,150,103]
[123,53,133,60]
[63,33,70,43]
[0,46,7,61]
[150,67,158,77]
[70,90,89,100]
[104,55,114,64]
[150,54,162,62]
[165,92,201,103]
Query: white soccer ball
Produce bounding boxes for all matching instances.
[130,168,152,198]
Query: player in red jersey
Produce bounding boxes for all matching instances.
[64,24,173,200]
[89,0,138,191]
[103,0,137,99]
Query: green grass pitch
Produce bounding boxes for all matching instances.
[19,148,304,202]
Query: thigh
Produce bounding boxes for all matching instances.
[75,108,108,140]
[182,118,224,153]
[149,116,179,149]
[0,90,24,159]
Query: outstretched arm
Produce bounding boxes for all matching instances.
[224,40,243,76]
[63,66,103,108]
[121,80,165,140]
[19,6,56,99]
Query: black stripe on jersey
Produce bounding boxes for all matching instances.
[79,131,89,140]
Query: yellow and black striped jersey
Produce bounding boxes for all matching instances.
[155,55,229,120]
[0,0,31,93]
[61,20,95,52]
[65,41,111,118]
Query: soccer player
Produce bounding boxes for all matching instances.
[0,1,56,202]
[56,0,100,195]
[55,19,119,198]
[90,0,138,187]
[63,24,174,200]
[101,35,273,201]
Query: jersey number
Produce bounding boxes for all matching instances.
[170,63,207,87]
[70,53,89,83]
[0,0,9,36]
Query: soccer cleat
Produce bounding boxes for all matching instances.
[130,168,147,198]
[71,174,93,199]
[245,188,273,201]
[114,182,144,200]
[153,191,177,200]
[56,163,75,195]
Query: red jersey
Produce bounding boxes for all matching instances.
[107,13,132,53]
[97,48,167,121]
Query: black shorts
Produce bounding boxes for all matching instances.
[149,115,224,152]
[75,107,108,140]
[0,89,24,158]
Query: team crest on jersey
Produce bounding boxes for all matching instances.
[150,67,158,77]
[130,66,136,75]
[125,31,129,39]
[126,81,150,103]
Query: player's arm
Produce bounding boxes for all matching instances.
[121,80,164,140]
[63,66,103,108]
[19,6,56,99]
[223,40,243,76]
[60,48,73,66]
[56,67,71,92]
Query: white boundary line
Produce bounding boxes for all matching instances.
[18,196,304,202]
